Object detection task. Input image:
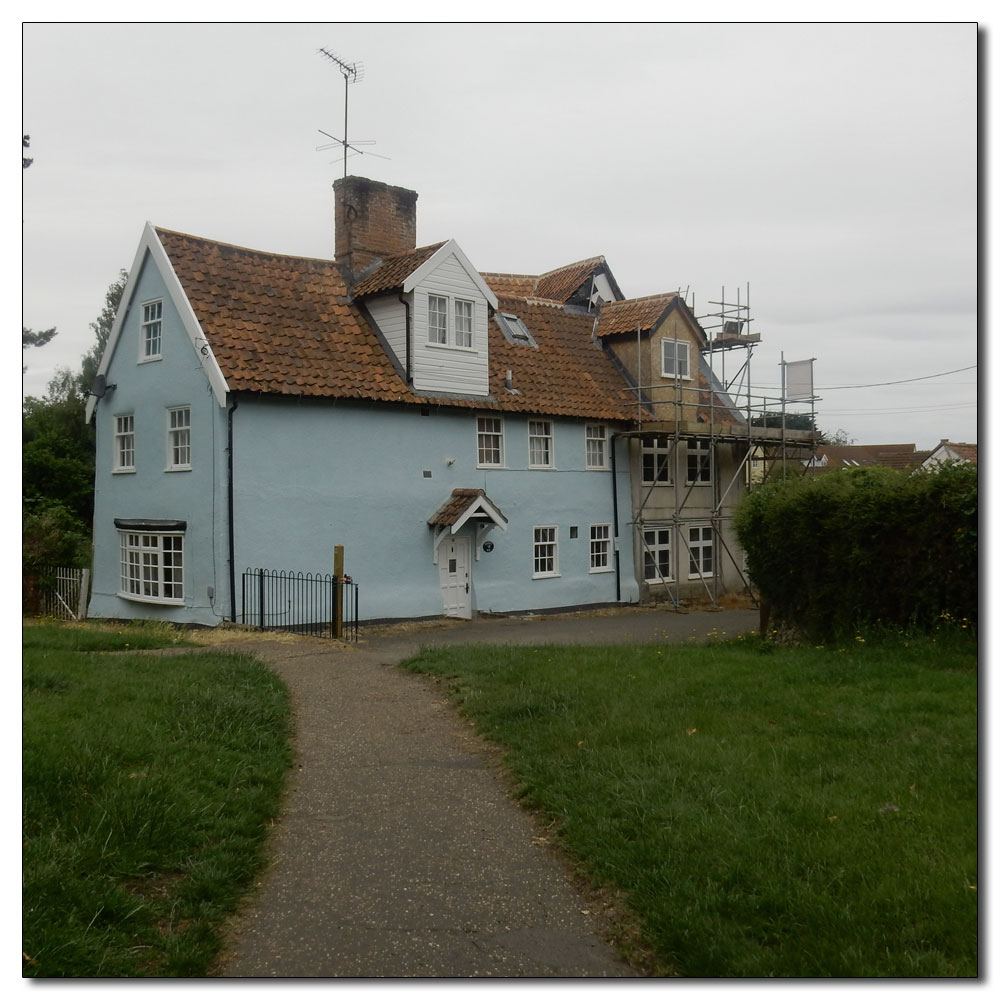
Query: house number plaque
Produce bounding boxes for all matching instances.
[482,541,494,553]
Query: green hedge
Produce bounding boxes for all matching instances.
[734,462,977,639]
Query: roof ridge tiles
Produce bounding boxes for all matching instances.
[154,226,338,265]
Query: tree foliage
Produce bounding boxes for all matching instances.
[734,462,977,639]
[22,270,129,569]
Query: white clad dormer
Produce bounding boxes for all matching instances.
[405,240,497,396]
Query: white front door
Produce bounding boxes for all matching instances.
[439,535,472,619]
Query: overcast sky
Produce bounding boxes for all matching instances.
[21,20,979,451]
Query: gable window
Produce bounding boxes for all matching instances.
[586,424,608,470]
[533,526,559,578]
[477,416,504,467]
[642,527,672,583]
[590,524,612,573]
[688,525,714,578]
[167,407,191,470]
[119,531,184,604]
[528,420,553,468]
[687,439,712,484]
[641,435,673,484]
[454,299,474,348]
[142,300,163,360]
[114,414,135,472]
[428,294,448,344]
[661,338,690,379]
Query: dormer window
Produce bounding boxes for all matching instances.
[661,338,690,379]
[455,299,473,348]
[427,294,476,349]
[428,295,448,344]
[496,312,537,348]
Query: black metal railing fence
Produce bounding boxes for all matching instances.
[240,567,358,640]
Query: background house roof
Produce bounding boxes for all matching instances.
[156,228,637,421]
[809,443,930,470]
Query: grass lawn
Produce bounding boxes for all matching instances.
[22,621,292,977]
[403,629,978,977]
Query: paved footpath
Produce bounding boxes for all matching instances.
[213,607,758,978]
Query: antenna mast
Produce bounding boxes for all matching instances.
[318,48,363,179]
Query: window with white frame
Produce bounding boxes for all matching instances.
[477,416,504,467]
[114,414,135,472]
[167,407,191,470]
[119,531,184,603]
[688,525,714,578]
[661,338,690,379]
[533,526,558,578]
[641,435,672,484]
[590,524,612,572]
[142,300,163,359]
[428,294,448,344]
[454,299,474,348]
[687,439,712,484]
[642,527,672,583]
[586,423,608,470]
[528,420,553,468]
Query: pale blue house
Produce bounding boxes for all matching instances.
[86,176,674,627]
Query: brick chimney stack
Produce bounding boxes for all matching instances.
[334,176,418,283]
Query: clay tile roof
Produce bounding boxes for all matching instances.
[155,227,637,421]
[156,227,414,403]
[533,256,607,302]
[428,488,492,527]
[480,272,538,299]
[352,242,446,297]
[595,294,677,337]
[485,299,636,420]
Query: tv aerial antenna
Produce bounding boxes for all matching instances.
[317,48,389,178]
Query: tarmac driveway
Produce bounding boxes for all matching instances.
[214,606,758,978]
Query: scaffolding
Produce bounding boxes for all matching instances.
[615,284,819,610]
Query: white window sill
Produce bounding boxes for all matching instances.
[138,355,162,364]
[118,591,185,606]
[426,341,478,354]
[589,567,614,574]
[532,573,560,580]
[165,466,192,473]
[112,468,136,475]
[586,466,610,472]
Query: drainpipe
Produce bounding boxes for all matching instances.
[227,396,239,622]
[399,293,412,383]
[611,432,621,602]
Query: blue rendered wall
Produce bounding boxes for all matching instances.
[88,251,230,626]
[231,399,638,622]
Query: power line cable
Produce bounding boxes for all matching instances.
[757,365,977,391]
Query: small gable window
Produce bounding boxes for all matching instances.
[661,338,690,379]
[496,312,537,348]
[142,300,163,360]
